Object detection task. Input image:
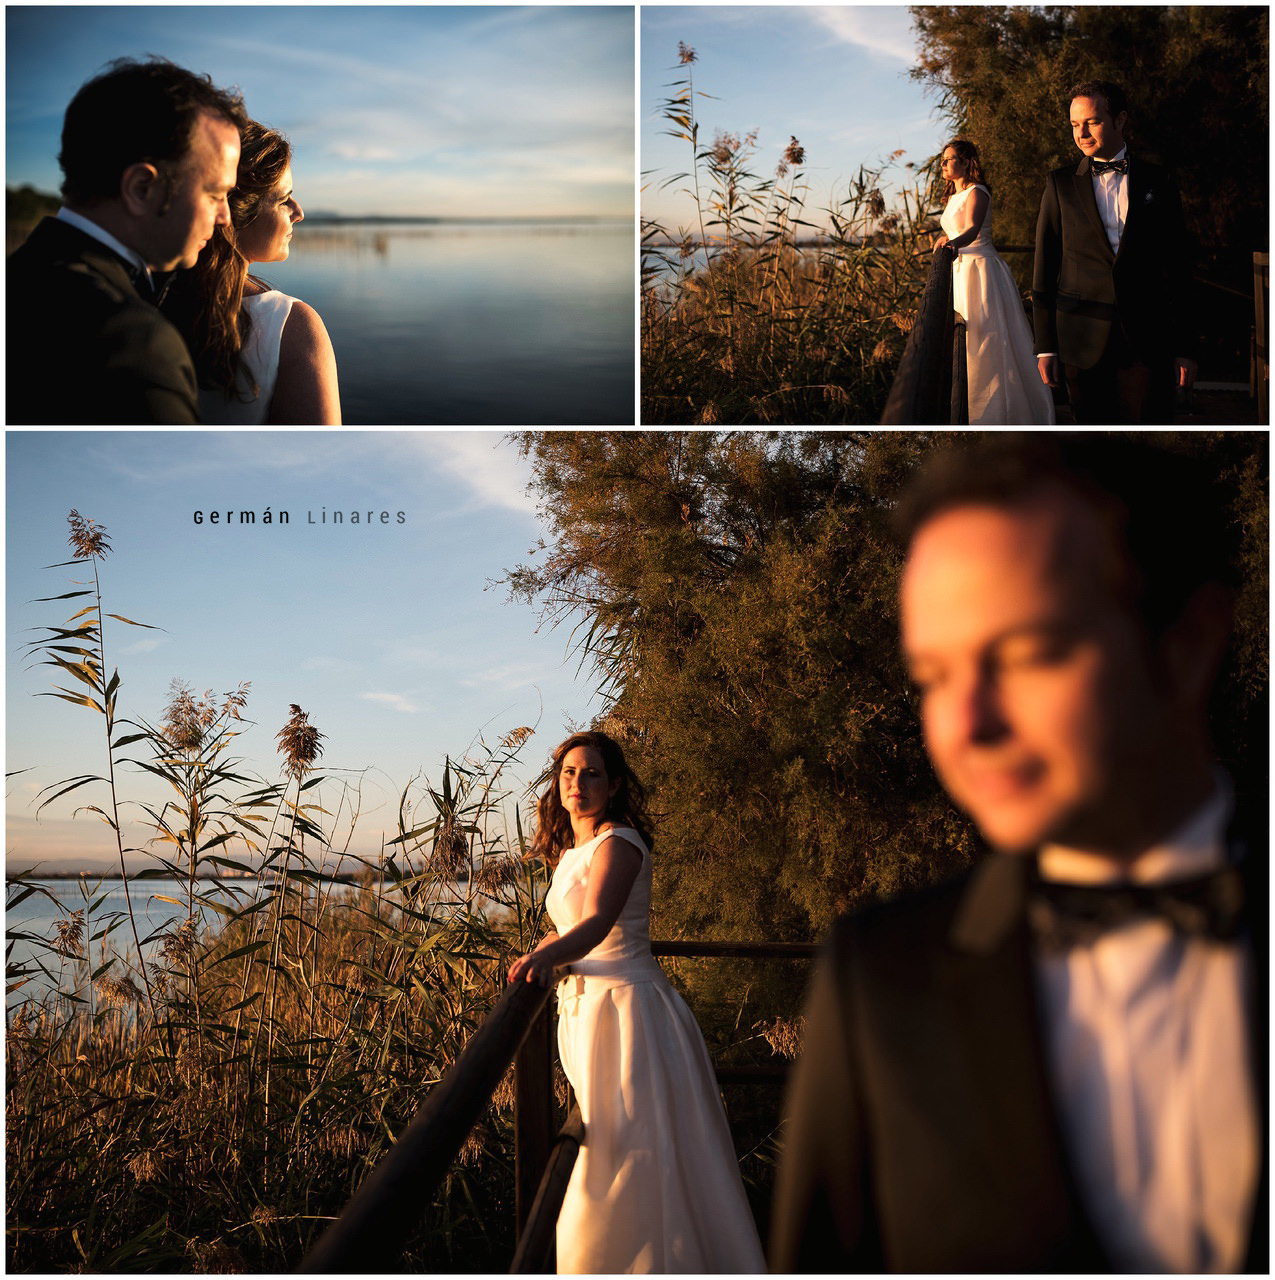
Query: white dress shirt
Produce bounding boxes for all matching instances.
[56,206,153,290]
[1034,783,1258,1273]
[1091,145,1130,254]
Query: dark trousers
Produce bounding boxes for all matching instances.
[1065,319,1173,424]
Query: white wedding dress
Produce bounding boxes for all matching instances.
[545,826,765,1273]
[942,184,1055,425]
[198,289,293,425]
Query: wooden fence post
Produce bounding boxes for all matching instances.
[514,1001,555,1240]
[951,317,968,424]
[1254,252,1268,424]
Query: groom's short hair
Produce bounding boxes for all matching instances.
[894,433,1241,637]
[59,57,247,206]
[1067,79,1129,120]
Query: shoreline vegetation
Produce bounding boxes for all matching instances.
[5,184,628,253]
[641,45,943,426]
[7,510,788,1272]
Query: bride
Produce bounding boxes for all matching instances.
[509,731,765,1273]
[934,139,1054,425]
[164,121,341,424]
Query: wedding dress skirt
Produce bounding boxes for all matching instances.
[942,185,1055,425]
[545,827,765,1273]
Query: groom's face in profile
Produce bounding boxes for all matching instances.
[142,110,240,272]
[1070,95,1127,161]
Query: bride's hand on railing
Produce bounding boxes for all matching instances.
[509,934,560,987]
[932,234,950,252]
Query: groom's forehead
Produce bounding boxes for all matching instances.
[1070,96,1110,120]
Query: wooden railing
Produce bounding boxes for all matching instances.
[297,940,818,1273]
[880,246,968,424]
[297,977,554,1273]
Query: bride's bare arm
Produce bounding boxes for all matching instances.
[507,837,643,986]
[268,300,342,425]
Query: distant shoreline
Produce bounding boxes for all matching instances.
[7,871,362,883]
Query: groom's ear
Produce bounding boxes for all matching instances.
[119,161,164,216]
[1114,110,1129,135]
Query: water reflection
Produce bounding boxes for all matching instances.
[259,220,634,425]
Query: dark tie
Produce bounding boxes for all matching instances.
[1090,157,1128,176]
[127,265,157,302]
[1027,865,1245,951]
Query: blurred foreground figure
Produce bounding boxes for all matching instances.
[771,434,1265,1273]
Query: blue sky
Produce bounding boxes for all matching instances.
[6,5,634,218]
[641,6,948,232]
[6,432,607,870]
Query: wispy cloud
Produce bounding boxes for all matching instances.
[411,434,540,518]
[361,691,419,714]
[460,662,551,693]
[118,635,165,656]
[804,7,918,66]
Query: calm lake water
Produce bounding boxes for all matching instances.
[8,876,272,1009]
[265,220,635,425]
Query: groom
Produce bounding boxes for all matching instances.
[7,58,245,424]
[1032,80,1197,423]
[770,434,1264,1273]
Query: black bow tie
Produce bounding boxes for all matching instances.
[1090,157,1128,176]
[1027,865,1245,952]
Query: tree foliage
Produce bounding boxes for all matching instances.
[508,431,1267,950]
[506,432,978,944]
[909,6,1269,293]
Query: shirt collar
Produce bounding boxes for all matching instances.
[57,207,152,281]
[1039,774,1232,886]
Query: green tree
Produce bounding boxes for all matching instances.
[506,431,977,945]
[508,430,1266,946]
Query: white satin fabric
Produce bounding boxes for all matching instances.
[198,289,293,425]
[546,826,765,1273]
[941,184,1055,425]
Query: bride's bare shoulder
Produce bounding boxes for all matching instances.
[270,299,341,425]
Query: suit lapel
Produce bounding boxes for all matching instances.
[1234,814,1270,1271]
[1072,157,1114,259]
[941,856,1105,1263]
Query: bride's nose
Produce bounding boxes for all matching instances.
[292,201,305,224]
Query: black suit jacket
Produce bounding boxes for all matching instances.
[7,216,199,425]
[770,830,1267,1273]
[1032,155,1194,369]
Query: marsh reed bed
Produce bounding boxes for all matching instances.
[6,513,553,1272]
[643,45,940,424]
[8,511,797,1271]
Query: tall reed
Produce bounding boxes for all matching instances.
[6,512,552,1272]
[643,46,941,424]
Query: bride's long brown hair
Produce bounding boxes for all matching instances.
[166,120,291,398]
[942,137,991,199]
[526,731,654,868]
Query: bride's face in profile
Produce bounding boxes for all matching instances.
[558,746,619,828]
[237,164,304,265]
[940,148,968,185]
